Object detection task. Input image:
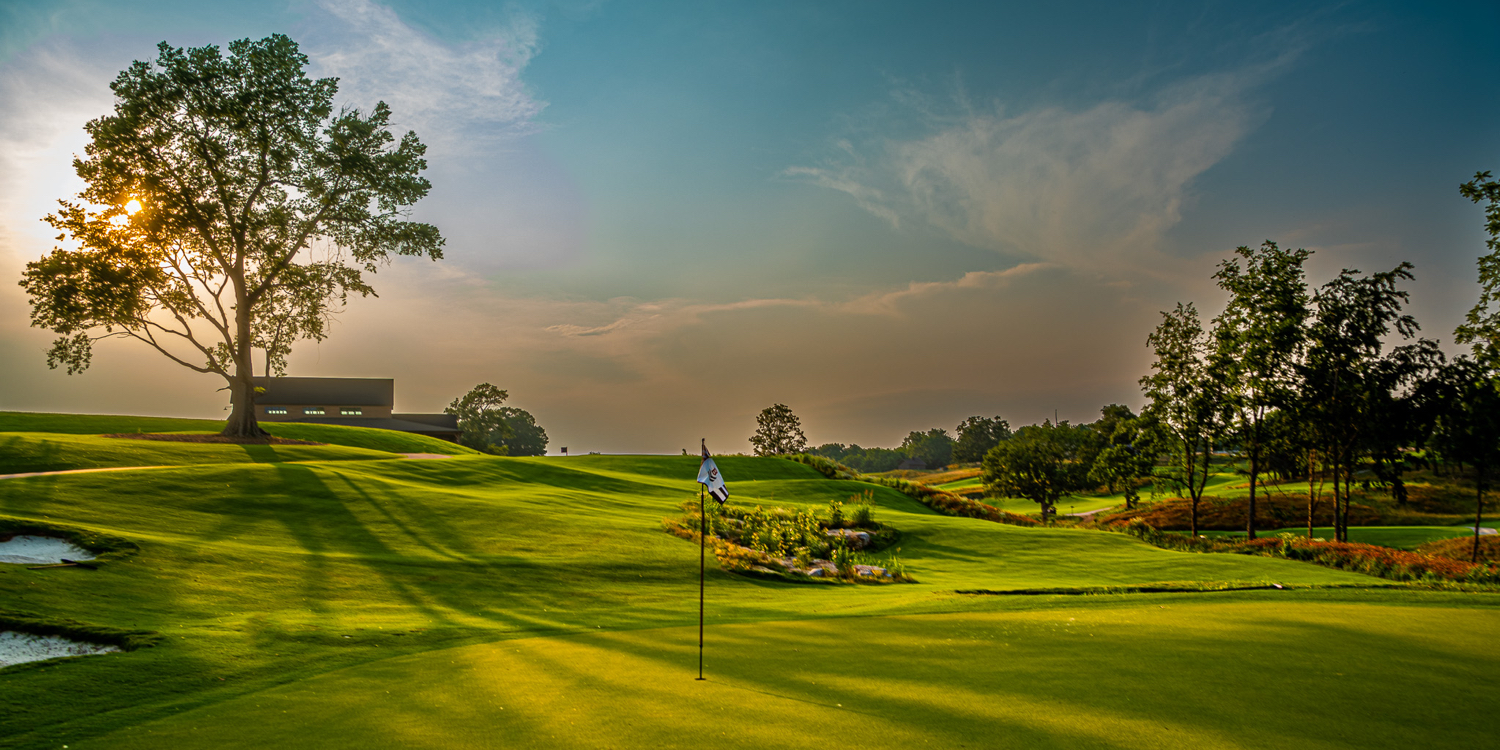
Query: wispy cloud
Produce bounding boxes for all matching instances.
[305,0,546,149]
[790,62,1293,270]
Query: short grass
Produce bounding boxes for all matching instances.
[78,601,1500,750]
[2,415,1497,749]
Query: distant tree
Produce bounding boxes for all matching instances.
[842,447,906,473]
[490,407,549,456]
[18,35,443,438]
[953,416,1011,463]
[750,403,808,456]
[982,421,1090,521]
[900,428,955,469]
[1456,170,1500,363]
[445,383,513,453]
[811,443,851,461]
[1140,302,1225,537]
[1213,241,1311,540]
[1427,357,1500,562]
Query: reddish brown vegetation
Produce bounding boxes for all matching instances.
[1417,535,1500,564]
[1101,495,1382,530]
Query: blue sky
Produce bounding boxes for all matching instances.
[1,0,1497,452]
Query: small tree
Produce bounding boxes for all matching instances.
[19,35,443,437]
[981,421,1087,521]
[1428,358,1500,562]
[1088,415,1163,509]
[1140,303,1224,537]
[750,403,808,456]
[445,383,512,453]
[953,416,1011,463]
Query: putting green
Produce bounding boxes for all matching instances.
[80,602,1500,750]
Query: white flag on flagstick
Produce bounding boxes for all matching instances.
[698,443,728,504]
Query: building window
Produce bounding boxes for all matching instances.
[340,408,363,416]
[265,407,287,415]
[303,407,325,415]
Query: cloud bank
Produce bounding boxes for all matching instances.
[790,69,1279,271]
[306,0,545,149]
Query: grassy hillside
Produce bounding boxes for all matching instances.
[0,412,475,474]
[2,424,1498,748]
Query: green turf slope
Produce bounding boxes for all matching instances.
[0,412,475,474]
[0,432,401,474]
[1,452,1496,749]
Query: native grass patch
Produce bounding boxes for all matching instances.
[664,492,913,583]
[1418,534,1500,564]
[1115,518,1500,586]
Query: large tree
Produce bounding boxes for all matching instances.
[1457,170,1500,363]
[20,35,443,437]
[1140,303,1224,537]
[750,403,808,456]
[1212,241,1311,540]
[1298,264,1435,541]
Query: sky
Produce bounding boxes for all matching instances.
[0,0,1497,454]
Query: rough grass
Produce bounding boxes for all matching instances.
[1,421,1497,749]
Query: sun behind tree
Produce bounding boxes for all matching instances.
[20,34,444,438]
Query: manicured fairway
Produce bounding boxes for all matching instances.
[3,417,1498,750]
[79,601,1500,750]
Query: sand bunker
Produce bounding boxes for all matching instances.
[0,535,96,565]
[0,631,119,668]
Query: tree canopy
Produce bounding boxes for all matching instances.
[19,34,443,436]
[1457,170,1500,364]
[900,428,954,470]
[489,407,550,457]
[953,416,1011,464]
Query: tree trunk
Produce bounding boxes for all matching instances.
[1474,469,1485,564]
[1246,446,1259,541]
[1331,458,1342,542]
[221,278,268,439]
[1307,449,1316,541]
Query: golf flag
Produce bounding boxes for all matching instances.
[698,443,729,504]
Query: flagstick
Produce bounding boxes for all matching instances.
[697,479,706,681]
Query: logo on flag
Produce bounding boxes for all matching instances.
[697,444,729,504]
